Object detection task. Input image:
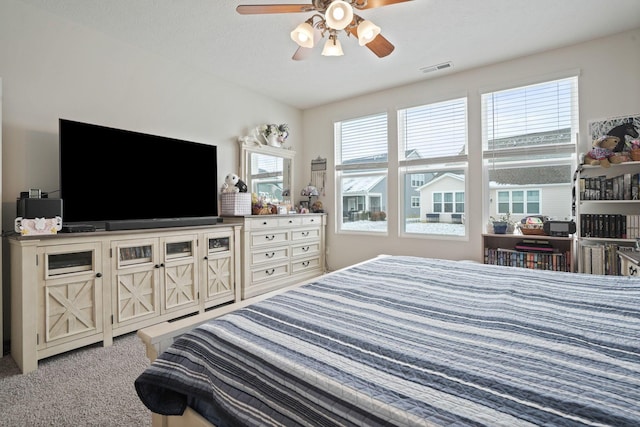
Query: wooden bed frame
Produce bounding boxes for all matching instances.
[137,256,386,427]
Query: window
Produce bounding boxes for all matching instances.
[399,98,468,236]
[482,76,578,226]
[335,113,388,233]
[411,196,420,208]
[497,189,541,215]
[433,191,465,213]
[411,174,425,187]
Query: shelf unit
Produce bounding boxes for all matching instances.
[483,233,574,272]
[577,161,640,275]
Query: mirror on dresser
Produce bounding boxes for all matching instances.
[239,140,295,205]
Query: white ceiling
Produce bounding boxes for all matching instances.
[17,0,640,109]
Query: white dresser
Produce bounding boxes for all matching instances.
[227,214,326,299]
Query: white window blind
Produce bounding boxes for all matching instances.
[336,113,388,170]
[483,76,578,159]
[400,97,467,165]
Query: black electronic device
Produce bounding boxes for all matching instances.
[17,198,62,219]
[59,119,219,230]
[105,216,222,231]
[514,239,554,253]
[61,224,96,233]
[543,220,577,237]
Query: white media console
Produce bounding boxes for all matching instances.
[8,223,241,373]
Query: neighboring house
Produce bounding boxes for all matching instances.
[343,128,574,224]
[417,173,465,223]
[342,175,385,221]
[343,150,425,221]
[489,165,572,223]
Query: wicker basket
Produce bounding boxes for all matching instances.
[519,225,546,235]
[631,149,640,162]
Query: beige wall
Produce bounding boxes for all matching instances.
[303,29,640,270]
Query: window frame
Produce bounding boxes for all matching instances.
[481,74,579,226]
[334,113,389,235]
[398,97,469,239]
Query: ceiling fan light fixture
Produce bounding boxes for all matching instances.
[325,0,354,30]
[357,20,381,46]
[290,21,315,48]
[321,35,344,56]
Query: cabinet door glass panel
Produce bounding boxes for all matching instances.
[166,241,193,259]
[209,237,230,253]
[47,251,93,276]
[118,245,153,267]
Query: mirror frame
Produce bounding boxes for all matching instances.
[239,139,295,203]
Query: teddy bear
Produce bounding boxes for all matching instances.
[221,173,248,193]
[583,135,621,168]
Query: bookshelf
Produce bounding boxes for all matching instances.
[577,161,640,275]
[483,233,574,272]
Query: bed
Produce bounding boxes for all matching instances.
[135,255,640,426]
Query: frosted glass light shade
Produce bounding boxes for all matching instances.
[325,1,354,30]
[357,20,381,45]
[290,22,314,48]
[321,37,344,56]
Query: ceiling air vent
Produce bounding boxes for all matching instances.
[420,61,452,74]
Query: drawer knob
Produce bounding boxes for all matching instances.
[265,235,275,241]
[302,231,309,237]
[96,272,102,278]
[302,261,310,267]
[266,252,275,258]
[302,246,309,252]
[263,221,268,225]
[265,268,275,276]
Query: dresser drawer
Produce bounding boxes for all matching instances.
[249,217,280,229]
[251,262,289,283]
[302,216,322,226]
[278,217,302,227]
[251,230,289,247]
[291,242,320,258]
[291,227,320,242]
[251,246,289,265]
[291,256,321,274]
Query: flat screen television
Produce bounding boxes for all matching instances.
[59,119,218,230]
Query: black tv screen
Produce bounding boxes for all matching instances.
[59,119,218,228]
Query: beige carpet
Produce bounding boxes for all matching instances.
[0,333,152,426]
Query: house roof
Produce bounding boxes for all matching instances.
[342,176,385,194]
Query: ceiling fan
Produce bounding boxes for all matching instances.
[236,0,412,60]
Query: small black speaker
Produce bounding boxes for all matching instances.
[17,198,63,219]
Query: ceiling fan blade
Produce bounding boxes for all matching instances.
[356,0,412,10]
[347,25,395,58]
[236,4,314,14]
[363,33,395,57]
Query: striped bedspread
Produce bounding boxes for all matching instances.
[135,256,640,426]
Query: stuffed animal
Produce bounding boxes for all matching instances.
[221,173,248,193]
[583,135,620,168]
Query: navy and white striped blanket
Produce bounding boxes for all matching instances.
[135,256,640,426]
